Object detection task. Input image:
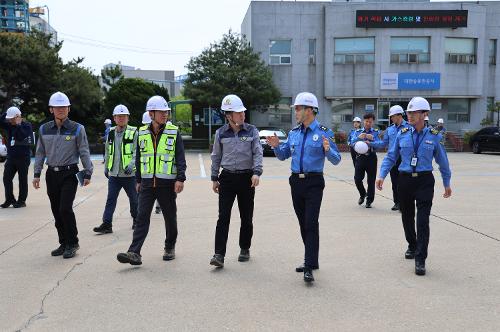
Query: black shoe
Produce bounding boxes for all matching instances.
[163,248,175,261]
[295,264,319,273]
[405,249,416,259]
[155,206,161,214]
[0,200,15,208]
[51,244,65,257]
[358,196,365,205]
[13,201,26,208]
[391,203,400,211]
[93,223,113,234]
[63,244,80,259]
[210,254,224,268]
[415,261,426,276]
[365,201,372,208]
[304,268,315,283]
[117,251,142,265]
[238,249,250,262]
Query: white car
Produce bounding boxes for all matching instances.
[0,134,7,162]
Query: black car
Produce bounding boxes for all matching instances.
[258,127,287,156]
[470,126,500,154]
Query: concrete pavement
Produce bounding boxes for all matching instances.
[0,152,499,331]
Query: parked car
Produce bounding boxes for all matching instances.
[258,127,287,156]
[0,134,7,162]
[470,126,500,154]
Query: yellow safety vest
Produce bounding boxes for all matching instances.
[107,125,137,171]
[138,123,178,179]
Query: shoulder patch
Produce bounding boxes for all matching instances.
[319,125,329,132]
[431,128,439,135]
[401,128,409,134]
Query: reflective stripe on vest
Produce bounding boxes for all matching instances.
[107,126,137,171]
[138,124,178,179]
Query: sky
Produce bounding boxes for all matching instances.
[29,0,476,77]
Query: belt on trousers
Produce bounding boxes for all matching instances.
[291,172,323,179]
[222,169,253,175]
[400,171,432,178]
[47,164,78,172]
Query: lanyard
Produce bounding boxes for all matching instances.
[411,129,426,157]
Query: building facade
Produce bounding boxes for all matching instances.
[241,0,500,133]
[0,0,29,33]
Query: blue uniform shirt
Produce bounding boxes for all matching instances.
[347,128,358,146]
[274,119,341,173]
[373,120,410,151]
[351,127,382,152]
[379,126,452,187]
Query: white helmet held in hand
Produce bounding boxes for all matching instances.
[5,106,21,119]
[142,111,152,124]
[293,92,319,110]
[221,94,246,113]
[146,96,170,111]
[354,141,369,155]
[389,105,404,117]
[407,97,430,113]
[49,92,71,107]
[113,104,130,116]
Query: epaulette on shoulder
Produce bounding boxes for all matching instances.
[400,127,410,134]
[374,128,379,131]
[291,124,301,131]
[430,128,439,135]
[356,128,363,132]
[319,125,329,132]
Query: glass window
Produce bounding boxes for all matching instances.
[334,37,375,64]
[269,40,292,65]
[489,40,497,65]
[331,99,353,124]
[445,38,477,64]
[390,37,430,64]
[268,97,292,127]
[308,39,316,65]
[447,99,470,123]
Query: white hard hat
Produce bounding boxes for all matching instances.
[113,104,130,116]
[407,96,430,112]
[424,116,429,121]
[389,105,404,117]
[437,118,444,124]
[293,92,319,110]
[146,96,170,111]
[104,119,112,125]
[354,141,369,155]
[49,91,71,107]
[5,106,21,119]
[221,94,246,112]
[142,111,152,124]
[353,117,361,122]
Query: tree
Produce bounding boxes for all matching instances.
[183,30,280,110]
[101,64,124,92]
[0,30,63,116]
[58,58,103,140]
[104,78,169,126]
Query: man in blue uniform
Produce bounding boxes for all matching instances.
[371,105,410,211]
[376,97,452,276]
[351,113,381,208]
[266,92,341,283]
[1,106,33,208]
[347,117,362,167]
